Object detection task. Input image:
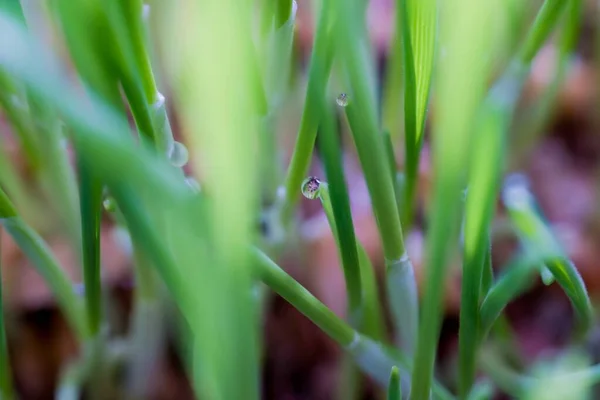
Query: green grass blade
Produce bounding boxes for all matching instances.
[331,0,417,354]
[502,175,593,333]
[400,0,437,226]
[388,366,402,400]
[512,0,582,164]
[78,161,102,337]
[252,248,454,400]
[282,2,333,221]
[316,98,363,324]
[518,0,568,65]
[0,229,14,400]
[0,188,87,340]
[382,14,404,140]
[410,0,494,396]
[458,97,506,398]
[479,249,561,337]
[160,0,262,397]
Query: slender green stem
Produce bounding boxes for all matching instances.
[253,247,355,345]
[518,0,568,64]
[479,250,561,337]
[332,0,416,356]
[316,99,363,324]
[252,248,454,400]
[281,2,333,222]
[78,160,102,337]
[0,229,14,400]
[388,366,402,400]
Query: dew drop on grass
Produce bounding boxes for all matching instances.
[169,141,189,167]
[502,173,532,210]
[301,176,321,199]
[336,93,349,107]
[103,196,116,212]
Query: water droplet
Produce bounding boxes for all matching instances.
[103,196,116,212]
[502,173,532,210]
[169,141,189,167]
[541,266,555,286]
[336,93,349,107]
[301,176,321,200]
[185,177,201,193]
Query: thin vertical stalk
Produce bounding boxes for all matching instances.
[78,160,102,336]
[332,0,418,355]
[316,99,363,323]
[281,2,333,222]
[388,366,402,400]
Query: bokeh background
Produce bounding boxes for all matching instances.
[2,0,600,399]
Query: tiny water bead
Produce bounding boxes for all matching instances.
[301,176,321,200]
[502,173,533,210]
[103,196,116,212]
[169,141,189,168]
[336,93,349,107]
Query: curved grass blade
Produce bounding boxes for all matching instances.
[0,187,87,340]
[479,248,562,337]
[502,175,593,333]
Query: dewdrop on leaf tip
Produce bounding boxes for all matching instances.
[301,176,321,200]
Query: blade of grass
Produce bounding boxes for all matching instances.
[0,187,87,340]
[251,248,454,400]
[502,174,593,334]
[382,10,405,141]
[315,97,363,324]
[78,161,102,337]
[410,0,495,396]
[281,2,333,222]
[388,366,402,400]
[0,228,14,400]
[399,0,438,228]
[161,0,262,397]
[458,92,507,399]
[511,0,582,167]
[331,0,417,356]
[479,248,562,337]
